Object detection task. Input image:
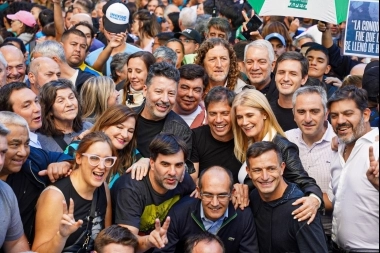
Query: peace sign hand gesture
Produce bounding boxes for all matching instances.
[147,217,171,249]
[367,146,379,191]
[58,198,84,238]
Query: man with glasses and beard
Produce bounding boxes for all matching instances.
[327,85,379,252]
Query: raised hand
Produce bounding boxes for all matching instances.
[59,198,83,238]
[366,146,379,191]
[108,32,126,48]
[147,217,171,249]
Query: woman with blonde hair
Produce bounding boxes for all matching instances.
[231,89,323,222]
[80,76,120,123]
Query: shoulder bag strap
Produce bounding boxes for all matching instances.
[53,135,69,151]
[81,188,99,251]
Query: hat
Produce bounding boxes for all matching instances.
[7,11,36,28]
[265,33,286,46]
[175,28,201,44]
[103,0,130,34]
[362,61,379,103]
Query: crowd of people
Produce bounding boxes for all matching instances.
[0,0,378,252]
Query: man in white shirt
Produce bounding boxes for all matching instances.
[286,86,336,242]
[173,64,208,129]
[327,85,379,252]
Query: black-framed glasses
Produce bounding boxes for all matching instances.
[200,192,231,201]
[82,153,117,168]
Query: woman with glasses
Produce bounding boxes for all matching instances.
[131,9,160,52]
[32,131,115,253]
[66,105,149,188]
[231,89,323,222]
[37,79,93,152]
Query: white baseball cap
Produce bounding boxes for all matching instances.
[103,0,130,34]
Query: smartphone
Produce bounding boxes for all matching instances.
[242,15,263,40]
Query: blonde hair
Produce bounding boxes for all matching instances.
[231,89,285,162]
[80,76,116,122]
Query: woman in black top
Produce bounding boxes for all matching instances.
[32,132,116,253]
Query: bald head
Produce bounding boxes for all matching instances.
[350,63,367,76]
[0,45,26,83]
[28,57,61,95]
[69,13,93,28]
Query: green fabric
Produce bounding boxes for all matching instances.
[336,0,349,24]
[183,54,197,65]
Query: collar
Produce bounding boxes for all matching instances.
[29,131,41,149]
[200,202,229,221]
[296,121,336,145]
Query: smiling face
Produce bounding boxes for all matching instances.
[235,105,267,142]
[127,57,149,91]
[76,141,113,188]
[244,46,273,90]
[142,76,177,121]
[1,125,30,180]
[246,150,286,202]
[203,45,230,85]
[175,77,204,115]
[329,99,370,145]
[9,88,42,132]
[150,151,185,194]
[207,101,233,142]
[275,59,308,98]
[198,168,231,221]
[293,93,327,139]
[51,88,79,125]
[103,117,136,150]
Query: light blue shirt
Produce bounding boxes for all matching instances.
[85,43,141,76]
[200,203,228,235]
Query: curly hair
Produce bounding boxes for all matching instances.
[194,38,240,93]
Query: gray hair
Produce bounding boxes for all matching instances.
[292,85,328,113]
[244,39,275,63]
[195,14,211,41]
[0,123,9,137]
[206,17,231,39]
[153,46,177,67]
[179,7,197,29]
[0,111,30,132]
[110,52,130,82]
[164,4,180,20]
[32,40,66,63]
[293,34,315,48]
[0,53,7,67]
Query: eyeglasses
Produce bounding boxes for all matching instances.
[81,153,117,168]
[180,39,195,44]
[200,192,231,201]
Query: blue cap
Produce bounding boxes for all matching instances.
[265,33,286,46]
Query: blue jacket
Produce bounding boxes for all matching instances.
[5,146,72,243]
[250,182,328,253]
[154,196,259,253]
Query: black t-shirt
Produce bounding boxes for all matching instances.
[136,115,165,157]
[111,172,195,234]
[191,125,242,183]
[270,100,297,132]
[54,177,107,251]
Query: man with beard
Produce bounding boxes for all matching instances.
[134,62,192,159]
[111,134,196,253]
[327,85,379,252]
[194,38,247,94]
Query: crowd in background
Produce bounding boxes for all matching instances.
[0,0,378,252]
